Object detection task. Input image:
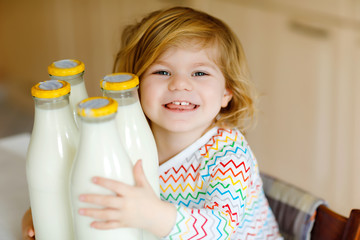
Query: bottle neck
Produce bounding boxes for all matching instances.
[49,72,84,86]
[33,94,70,110]
[78,114,119,142]
[102,88,139,106]
[32,94,77,134]
[79,113,116,124]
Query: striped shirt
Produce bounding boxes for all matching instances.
[159,127,281,239]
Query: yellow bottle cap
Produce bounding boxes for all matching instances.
[48,59,85,76]
[31,80,70,98]
[77,96,118,118]
[100,73,139,91]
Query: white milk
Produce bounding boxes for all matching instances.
[70,96,141,240]
[48,59,89,127]
[101,73,160,197]
[116,101,160,196]
[66,80,88,119]
[26,80,78,240]
[101,73,160,240]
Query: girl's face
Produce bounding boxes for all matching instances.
[140,45,232,136]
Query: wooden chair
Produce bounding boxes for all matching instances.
[260,172,360,240]
[311,204,360,240]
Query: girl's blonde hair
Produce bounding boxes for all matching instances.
[113,6,257,131]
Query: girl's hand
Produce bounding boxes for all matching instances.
[78,160,177,238]
[21,208,35,240]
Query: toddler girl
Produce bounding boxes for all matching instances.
[22,6,281,240]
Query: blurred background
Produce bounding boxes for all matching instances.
[0,0,359,217]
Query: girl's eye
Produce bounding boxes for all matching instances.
[193,72,208,77]
[154,70,170,76]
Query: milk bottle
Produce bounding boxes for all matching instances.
[70,96,141,240]
[100,73,160,196]
[48,59,89,126]
[26,80,78,240]
[101,73,160,240]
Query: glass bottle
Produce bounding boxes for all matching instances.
[100,73,160,196]
[70,96,141,240]
[48,59,89,126]
[101,73,160,240]
[26,80,78,240]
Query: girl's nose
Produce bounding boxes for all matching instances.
[168,74,192,91]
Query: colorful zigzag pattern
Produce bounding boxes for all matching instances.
[159,128,281,240]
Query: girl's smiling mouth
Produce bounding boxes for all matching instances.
[164,101,199,111]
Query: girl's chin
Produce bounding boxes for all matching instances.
[153,121,213,135]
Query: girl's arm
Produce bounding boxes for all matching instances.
[78,160,177,238]
[79,155,251,239]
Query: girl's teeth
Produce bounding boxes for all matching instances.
[173,101,190,106]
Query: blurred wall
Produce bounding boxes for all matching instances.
[201,0,360,217]
[0,0,359,217]
[0,0,177,121]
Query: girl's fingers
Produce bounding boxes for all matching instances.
[28,228,35,237]
[22,228,34,240]
[22,208,35,240]
[91,177,131,194]
[133,159,149,188]
[79,207,121,220]
[79,194,122,209]
[90,220,123,229]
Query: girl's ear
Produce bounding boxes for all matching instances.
[221,89,233,108]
